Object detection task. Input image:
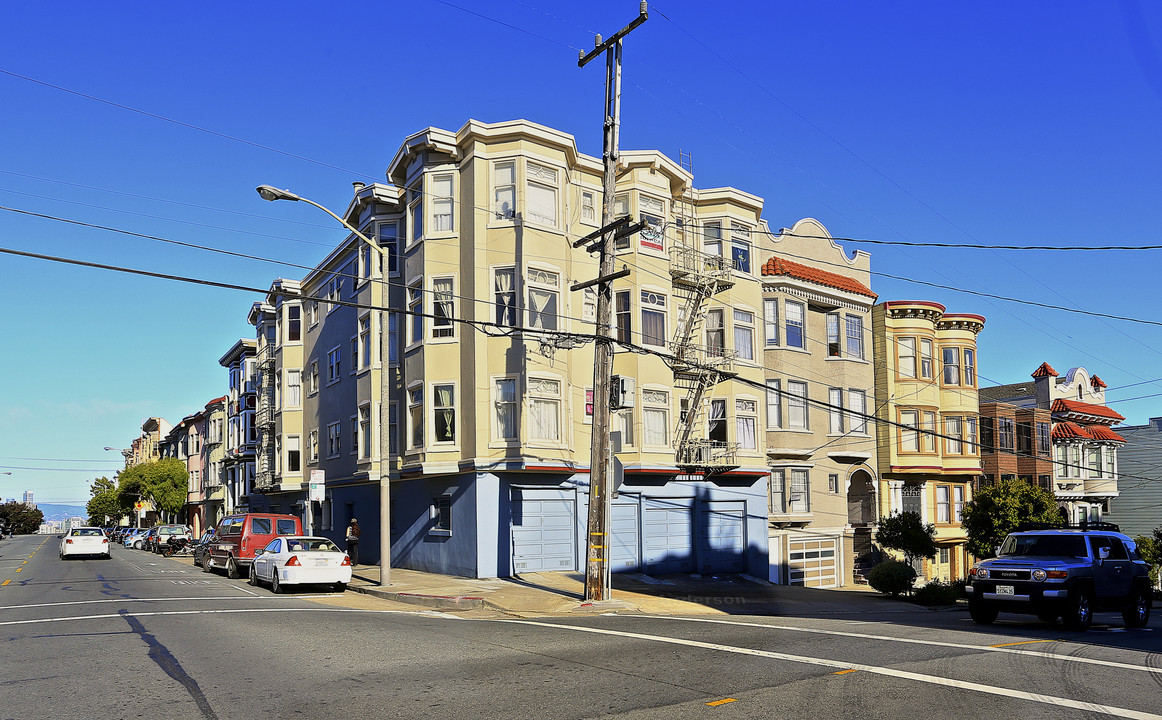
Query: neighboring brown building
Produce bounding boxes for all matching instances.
[977,401,1053,491]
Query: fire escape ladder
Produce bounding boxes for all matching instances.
[254,345,276,491]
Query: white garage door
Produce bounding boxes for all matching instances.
[610,503,641,572]
[698,501,746,574]
[788,538,838,588]
[643,501,694,574]
[511,491,577,574]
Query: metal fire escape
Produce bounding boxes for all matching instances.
[669,151,739,475]
[254,342,276,491]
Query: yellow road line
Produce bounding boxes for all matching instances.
[832,669,859,675]
[14,568,21,573]
[990,640,1054,648]
[706,698,737,707]
[1,579,10,586]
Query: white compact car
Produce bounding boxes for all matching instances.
[248,535,351,593]
[59,527,111,559]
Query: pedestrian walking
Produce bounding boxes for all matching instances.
[345,518,361,567]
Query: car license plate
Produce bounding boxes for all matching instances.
[314,559,328,567]
[996,585,1015,595]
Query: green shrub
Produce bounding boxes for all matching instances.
[867,560,916,597]
[913,580,960,606]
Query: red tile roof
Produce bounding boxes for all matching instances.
[1051,421,1090,440]
[1051,398,1125,423]
[1090,375,1107,389]
[761,256,877,299]
[1087,425,1125,443]
[1031,362,1059,378]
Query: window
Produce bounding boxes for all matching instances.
[526,163,558,226]
[1104,448,1116,478]
[431,174,453,232]
[306,429,317,464]
[963,348,976,386]
[789,469,810,513]
[286,370,301,408]
[287,306,301,342]
[494,268,518,327]
[709,399,728,442]
[613,194,631,249]
[527,268,559,331]
[529,378,561,441]
[730,223,751,273]
[826,314,841,357]
[936,485,951,523]
[584,388,594,424]
[326,275,342,313]
[434,384,455,443]
[615,290,632,344]
[431,496,452,534]
[614,408,634,446]
[770,469,785,513]
[845,315,864,359]
[355,404,369,462]
[1037,422,1051,456]
[703,221,723,259]
[829,474,840,493]
[1087,447,1101,477]
[733,310,754,360]
[787,381,809,430]
[409,387,423,448]
[898,337,917,378]
[495,378,517,441]
[388,403,398,455]
[306,300,319,327]
[848,389,868,434]
[351,416,358,456]
[432,278,455,338]
[764,299,779,346]
[327,347,341,384]
[639,195,665,251]
[766,380,781,429]
[829,388,844,434]
[980,417,994,452]
[900,410,920,452]
[736,398,757,450]
[408,283,423,344]
[954,486,965,521]
[358,315,371,370]
[327,422,341,458]
[493,161,515,219]
[581,190,596,222]
[409,186,423,241]
[942,347,961,386]
[996,418,1014,451]
[388,313,399,364]
[641,290,667,347]
[945,416,964,455]
[784,301,805,349]
[582,288,596,323]
[379,221,399,275]
[921,412,937,453]
[359,244,372,284]
[706,309,725,356]
[642,389,669,446]
[308,361,319,395]
[920,339,934,379]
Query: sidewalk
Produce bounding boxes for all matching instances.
[347,564,960,617]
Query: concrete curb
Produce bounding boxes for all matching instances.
[349,584,497,611]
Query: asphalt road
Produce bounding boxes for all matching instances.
[1,533,1159,719]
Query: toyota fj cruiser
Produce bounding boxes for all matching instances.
[966,523,1152,631]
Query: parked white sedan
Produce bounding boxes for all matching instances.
[59,527,111,559]
[248,536,351,593]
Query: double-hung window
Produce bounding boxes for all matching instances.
[787,381,809,430]
[409,185,423,242]
[963,348,976,386]
[764,299,779,346]
[706,309,725,356]
[286,370,301,408]
[827,314,841,357]
[327,348,340,384]
[703,221,723,262]
[430,174,454,232]
[526,163,558,226]
[942,347,962,386]
[358,315,371,370]
[308,361,319,395]
[733,310,754,360]
[766,380,781,429]
[494,161,515,219]
[945,416,964,455]
[286,436,301,473]
[527,269,560,331]
[898,337,917,378]
[433,384,455,443]
[432,278,455,338]
[996,418,1014,451]
[921,411,937,453]
[494,268,518,327]
[641,291,667,347]
[388,404,398,455]
[789,470,810,513]
[529,378,561,441]
[408,387,423,448]
[379,221,399,275]
[845,315,864,359]
[615,290,631,343]
[1087,447,1101,477]
[642,389,669,446]
[639,195,665,251]
[327,422,341,458]
[736,399,757,450]
[287,305,301,342]
[308,430,318,463]
[408,283,423,344]
[730,223,751,273]
[829,388,844,434]
[848,389,867,434]
[900,410,920,452]
[936,485,951,523]
[494,378,517,441]
[920,339,934,379]
[613,195,631,249]
[358,405,371,459]
[784,301,805,349]
[581,190,596,222]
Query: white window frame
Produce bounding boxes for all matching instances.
[408,384,424,450]
[378,220,400,276]
[848,389,868,435]
[735,397,758,450]
[829,388,844,434]
[787,381,809,430]
[493,160,516,220]
[733,309,754,361]
[327,347,341,385]
[528,376,562,443]
[784,301,805,349]
[326,422,341,458]
[493,377,518,442]
[640,289,667,347]
[642,387,670,448]
[431,276,455,339]
[527,267,560,331]
[433,383,456,445]
[430,173,454,234]
[286,369,301,408]
[525,162,559,227]
[766,379,781,429]
[764,299,779,346]
[358,404,371,460]
[358,314,371,371]
[845,314,865,360]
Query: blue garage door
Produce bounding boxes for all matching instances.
[511,490,577,574]
[643,500,694,573]
[698,501,746,574]
[610,502,640,572]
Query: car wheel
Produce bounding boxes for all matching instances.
[248,563,258,586]
[202,556,215,573]
[226,557,240,580]
[1064,588,1093,631]
[271,572,283,594]
[968,597,998,625]
[333,582,347,593]
[1122,586,1151,629]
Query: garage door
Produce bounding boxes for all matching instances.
[511,490,577,574]
[788,538,837,588]
[610,503,640,573]
[698,501,746,574]
[643,501,693,574]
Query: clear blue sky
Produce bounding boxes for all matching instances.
[3,1,1161,503]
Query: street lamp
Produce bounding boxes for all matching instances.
[258,183,393,586]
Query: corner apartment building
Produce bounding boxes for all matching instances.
[1106,416,1162,538]
[218,339,256,514]
[979,363,1124,525]
[249,119,773,578]
[872,301,985,582]
[761,219,878,588]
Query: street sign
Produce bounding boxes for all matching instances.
[309,470,325,502]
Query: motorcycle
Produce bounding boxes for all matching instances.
[163,536,193,557]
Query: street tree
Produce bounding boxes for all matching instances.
[960,478,1061,558]
[876,511,938,567]
[0,501,45,534]
[116,459,189,522]
[87,476,122,526]
[1133,526,1161,589]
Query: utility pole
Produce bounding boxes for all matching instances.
[577,2,648,603]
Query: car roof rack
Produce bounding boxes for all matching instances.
[1016,520,1120,532]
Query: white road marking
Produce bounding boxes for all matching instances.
[490,618,1162,720]
[0,596,328,612]
[0,607,461,627]
[626,614,1162,676]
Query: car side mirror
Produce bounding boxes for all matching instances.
[1097,546,1110,563]
[254,549,264,557]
